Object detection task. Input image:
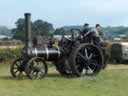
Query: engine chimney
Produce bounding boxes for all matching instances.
[24,13,32,48]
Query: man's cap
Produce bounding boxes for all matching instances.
[84,23,89,27]
[96,24,100,27]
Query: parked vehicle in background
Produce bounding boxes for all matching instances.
[111,42,128,63]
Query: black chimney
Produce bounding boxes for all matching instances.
[24,13,32,48]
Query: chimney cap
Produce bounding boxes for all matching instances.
[24,13,31,16]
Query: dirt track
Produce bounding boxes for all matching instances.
[0,45,22,49]
[106,64,128,70]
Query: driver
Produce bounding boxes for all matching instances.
[92,24,102,45]
[83,23,90,35]
[82,23,92,43]
[82,24,103,45]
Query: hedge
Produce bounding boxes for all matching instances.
[0,40,23,46]
[0,48,22,62]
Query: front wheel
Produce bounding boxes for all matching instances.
[10,58,27,78]
[25,57,48,80]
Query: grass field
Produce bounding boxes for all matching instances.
[0,64,128,96]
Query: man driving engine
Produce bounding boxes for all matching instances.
[92,24,102,45]
[82,23,102,45]
[83,23,90,35]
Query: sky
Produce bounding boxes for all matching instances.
[0,0,128,28]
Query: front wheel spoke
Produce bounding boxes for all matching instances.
[33,62,38,66]
[14,69,19,73]
[35,72,39,78]
[39,71,44,77]
[31,70,39,78]
[18,71,23,77]
[85,69,88,75]
[31,71,36,78]
[16,63,21,67]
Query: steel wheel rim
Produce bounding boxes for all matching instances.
[74,44,103,76]
[29,60,45,79]
[11,58,26,78]
[26,57,47,80]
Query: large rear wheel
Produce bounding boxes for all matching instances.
[70,44,104,77]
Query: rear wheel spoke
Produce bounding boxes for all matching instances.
[78,52,87,61]
[85,48,89,59]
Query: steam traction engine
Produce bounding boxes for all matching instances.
[10,13,104,79]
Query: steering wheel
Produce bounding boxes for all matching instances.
[59,28,85,50]
[60,28,84,44]
[70,29,84,41]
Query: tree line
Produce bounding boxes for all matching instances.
[12,18,54,41]
[0,18,128,41]
[54,26,128,40]
[0,26,11,36]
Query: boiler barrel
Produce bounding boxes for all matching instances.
[27,47,61,61]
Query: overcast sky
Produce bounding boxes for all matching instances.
[0,0,128,28]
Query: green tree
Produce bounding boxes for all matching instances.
[32,20,54,37]
[0,26,11,36]
[12,18,54,41]
[54,28,65,35]
[12,18,25,41]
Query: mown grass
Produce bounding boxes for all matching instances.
[0,64,128,96]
